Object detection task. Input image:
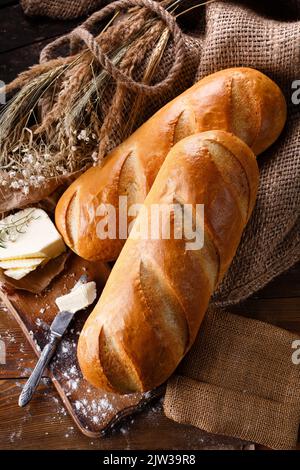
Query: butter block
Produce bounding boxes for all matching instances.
[0,208,66,261]
[55,281,97,313]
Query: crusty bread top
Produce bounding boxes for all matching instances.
[55,67,286,262]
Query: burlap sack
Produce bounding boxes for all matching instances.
[20,0,300,20]
[164,307,300,449]
[201,1,300,305]
[20,0,110,19]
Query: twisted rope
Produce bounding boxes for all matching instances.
[41,0,185,95]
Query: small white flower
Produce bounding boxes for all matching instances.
[77,129,90,143]
[91,151,98,162]
[1,180,8,186]
[22,169,30,177]
[79,129,87,138]
[10,181,20,189]
[26,154,34,164]
[8,171,16,178]
[22,186,29,195]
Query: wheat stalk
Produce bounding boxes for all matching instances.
[0,0,212,196]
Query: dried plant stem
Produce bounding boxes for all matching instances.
[2,56,76,96]
[0,0,210,199]
[124,27,171,138]
[176,0,216,18]
[34,57,94,135]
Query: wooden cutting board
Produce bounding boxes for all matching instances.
[0,254,161,438]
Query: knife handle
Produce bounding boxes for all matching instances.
[18,334,59,407]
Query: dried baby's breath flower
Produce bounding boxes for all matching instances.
[10,181,20,189]
[92,152,98,162]
[0,0,209,194]
[22,186,29,195]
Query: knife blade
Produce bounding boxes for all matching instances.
[18,275,96,407]
[18,310,75,407]
[50,310,75,337]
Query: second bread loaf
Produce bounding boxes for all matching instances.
[77,130,259,394]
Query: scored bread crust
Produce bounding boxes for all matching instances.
[77,130,259,394]
[55,67,286,262]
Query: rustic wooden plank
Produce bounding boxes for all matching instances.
[0,1,17,8]
[250,263,300,299]
[0,306,37,379]
[0,255,148,438]
[0,38,57,85]
[0,4,79,54]
[232,297,300,332]
[0,1,17,9]
[0,378,251,450]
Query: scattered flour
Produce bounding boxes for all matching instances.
[1,330,16,343]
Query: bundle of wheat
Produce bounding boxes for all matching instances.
[0,0,209,207]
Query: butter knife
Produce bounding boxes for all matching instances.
[18,310,74,407]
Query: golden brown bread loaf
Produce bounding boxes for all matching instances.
[55,67,286,262]
[77,130,259,393]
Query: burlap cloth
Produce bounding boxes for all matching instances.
[164,308,300,450]
[19,0,300,449]
[163,3,300,448]
[20,0,111,19]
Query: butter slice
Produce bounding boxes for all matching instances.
[0,257,46,269]
[55,281,97,313]
[4,266,37,280]
[0,208,65,261]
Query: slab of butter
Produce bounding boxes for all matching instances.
[3,266,38,280]
[0,257,46,269]
[55,281,97,314]
[2,258,49,279]
[0,208,66,280]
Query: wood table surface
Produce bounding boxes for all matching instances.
[0,0,299,451]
